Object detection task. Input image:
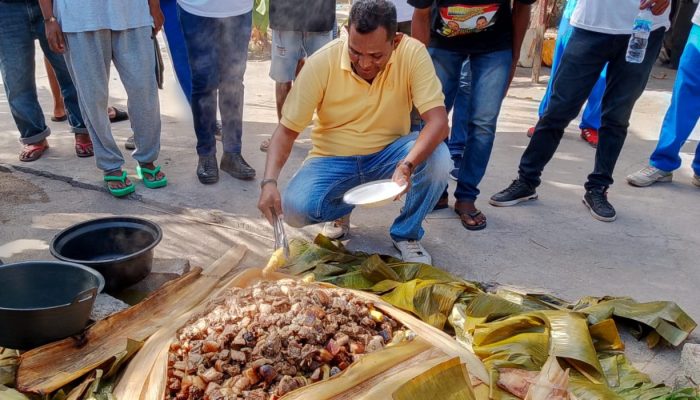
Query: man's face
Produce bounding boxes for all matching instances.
[347,25,396,82]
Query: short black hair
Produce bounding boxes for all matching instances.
[349,0,398,40]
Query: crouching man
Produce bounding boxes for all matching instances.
[258,0,450,264]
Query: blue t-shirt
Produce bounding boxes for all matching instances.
[55,0,153,33]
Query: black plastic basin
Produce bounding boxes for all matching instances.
[0,261,104,349]
[50,217,162,292]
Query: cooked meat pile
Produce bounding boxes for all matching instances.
[166,280,406,400]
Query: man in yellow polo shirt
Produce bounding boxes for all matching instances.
[258,0,450,263]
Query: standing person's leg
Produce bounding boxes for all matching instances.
[448,60,471,175]
[270,30,304,121]
[0,2,50,161]
[648,25,700,177]
[64,30,133,195]
[490,28,611,207]
[580,68,605,132]
[111,27,166,188]
[161,0,192,102]
[178,6,220,183]
[585,29,665,192]
[218,11,255,180]
[44,58,66,121]
[453,49,510,230]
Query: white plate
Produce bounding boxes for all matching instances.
[343,179,407,208]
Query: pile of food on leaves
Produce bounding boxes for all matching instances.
[166,279,412,400]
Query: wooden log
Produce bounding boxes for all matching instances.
[16,245,247,394]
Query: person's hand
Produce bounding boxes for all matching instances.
[641,0,670,15]
[258,183,283,225]
[150,5,165,34]
[391,162,412,199]
[45,20,65,54]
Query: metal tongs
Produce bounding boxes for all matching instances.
[270,208,290,258]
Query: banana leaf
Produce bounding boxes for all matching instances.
[392,357,475,400]
[573,297,696,347]
[382,280,470,329]
[0,385,30,400]
[0,348,19,386]
[588,319,625,352]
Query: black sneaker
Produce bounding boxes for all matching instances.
[220,152,256,180]
[489,179,538,207]
[197,155,219,184]
[582,187,616,222]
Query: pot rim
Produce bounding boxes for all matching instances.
[49,216,163,265]
[0,260,105,311]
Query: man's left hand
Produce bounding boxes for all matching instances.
[641,0,670,15]
[150,5,164,34]
[391,162,412,199]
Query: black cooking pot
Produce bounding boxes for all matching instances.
[50,216,162,293]
[0,261,104,349]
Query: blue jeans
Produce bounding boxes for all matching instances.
[650,24,700,175]
[283,132,451,242]
[162,0,192,102]
[519,27,665,190]
[448,61,472,167]
[430,47,512,202]
[178,7,252,156]
[539,11,605,131]
[0,0,86,144]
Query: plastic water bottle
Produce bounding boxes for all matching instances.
[626,8,654,63]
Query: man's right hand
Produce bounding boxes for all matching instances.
[258,184,283,225]
[45,20,66,54]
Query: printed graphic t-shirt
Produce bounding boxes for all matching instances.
[270,0,336,32]
[408,0,536,53]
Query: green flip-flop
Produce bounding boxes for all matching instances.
[136,164,168,189]
[104,170,135,197]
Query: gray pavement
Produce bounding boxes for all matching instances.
[1,40,699,386]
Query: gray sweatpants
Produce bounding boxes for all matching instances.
[63,26,161,173]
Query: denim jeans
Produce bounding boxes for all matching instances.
[63,27,161,172]
[430,47,512,202]
[519,27,665,190]
[283,132,451,242]
[162,0,192,102]
[650,24,700,175]
[0,0,86,144]
[448,61,472,167]
[538,11,605,131]
[178,7,252,157]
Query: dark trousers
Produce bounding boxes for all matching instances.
[519,27,665,190]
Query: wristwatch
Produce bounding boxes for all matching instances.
[398,160,415,174]
[44,16,58,23]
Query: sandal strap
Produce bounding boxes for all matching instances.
[104,170,128,182]
[139,165,161,176]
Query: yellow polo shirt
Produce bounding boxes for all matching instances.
[280,35,445,158]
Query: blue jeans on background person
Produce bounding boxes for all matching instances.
[649,24,700,175]
[448,61,472,169]
[161,0,192,102]
[0,0,87,144]
[538,5,605,131]
[283,132,451,242]
[430,47,512,202]
[519,27,665,190]
[178,7,252,157]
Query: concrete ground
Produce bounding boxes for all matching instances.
[1,37,699,387]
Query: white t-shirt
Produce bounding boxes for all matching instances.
[693,6,700,26]
[571,0,671,35]
[177,0,253,18]
[392,0,414,23]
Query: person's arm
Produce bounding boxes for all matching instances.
[508,1,532,91]
[38,0,65,53]
[641,0,670,15]
[392,106,448,188]
[149,0,164,34]
[411,6,432,46]
[258,124,301,224]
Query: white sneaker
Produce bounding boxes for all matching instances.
[693,174,700,188]
[626,165,672,187]
[392,240,432,264]
[321,215,350,239]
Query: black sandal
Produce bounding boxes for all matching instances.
[455,208,487,231]
[108,107,129,123]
